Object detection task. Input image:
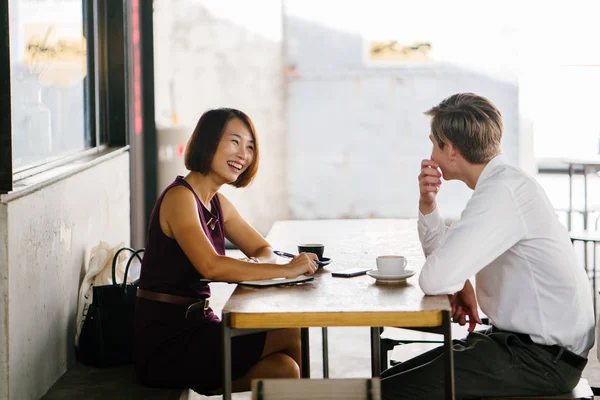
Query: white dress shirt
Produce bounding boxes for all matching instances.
[418,154,595,356]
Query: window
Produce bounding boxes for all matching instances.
[0,0,129,193]
[9,0,89,171]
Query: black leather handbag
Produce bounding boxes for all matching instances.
[77,247,144,367]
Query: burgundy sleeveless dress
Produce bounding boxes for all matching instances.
[135,176,267,393]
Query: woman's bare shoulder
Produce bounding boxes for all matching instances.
[162,185,197,212]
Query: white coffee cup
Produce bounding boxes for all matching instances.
[376,255,407,275]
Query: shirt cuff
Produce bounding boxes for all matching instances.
[418,207,444,231]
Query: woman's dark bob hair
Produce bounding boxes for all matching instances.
[184,108,259,188]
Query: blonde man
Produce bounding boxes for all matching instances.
[381,93,594,399]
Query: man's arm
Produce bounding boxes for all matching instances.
[449,279,482,332]
[418,181,527,295]
[418,207,448,257]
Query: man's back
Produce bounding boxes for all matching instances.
[474,158,594,356]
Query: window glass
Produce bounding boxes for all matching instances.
[9,0,88,170]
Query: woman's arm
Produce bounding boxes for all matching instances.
[218,193,276,263]
[161,187,316,281]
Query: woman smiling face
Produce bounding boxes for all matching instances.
[210,118,256,184]
[184,108,260,188]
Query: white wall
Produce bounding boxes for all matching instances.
[284,2,520,221]
[153,0,287,235]
[517,0,600,161]
[0,153,130,400]
[152,0,598,227]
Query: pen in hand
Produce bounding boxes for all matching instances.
[273,250,296,259]
[274,250,325,268]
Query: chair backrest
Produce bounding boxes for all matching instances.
[251,378,381,400]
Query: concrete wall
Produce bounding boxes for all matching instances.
[0,153,130,400]
[153,0,287,235]
[0,204,7,400]
[285,15,520,221]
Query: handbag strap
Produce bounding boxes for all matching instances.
[111,247,144,286]
[124,248,145,287]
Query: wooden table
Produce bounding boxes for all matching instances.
[221,219,454,399]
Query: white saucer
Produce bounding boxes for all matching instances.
[367,269,415,283]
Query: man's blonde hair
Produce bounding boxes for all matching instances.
[425,93,503,164]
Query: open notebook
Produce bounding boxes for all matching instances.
[239,275,314,287]
[200,275,314,287]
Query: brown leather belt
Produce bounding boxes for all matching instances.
[136,288,210,318]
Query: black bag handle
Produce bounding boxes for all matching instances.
[123,248,145,290]
[111,247,144,287]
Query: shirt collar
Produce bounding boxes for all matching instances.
[475,154,506,189]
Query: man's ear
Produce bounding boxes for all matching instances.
[446,141,459,161]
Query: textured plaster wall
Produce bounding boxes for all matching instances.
[0,153,130,400]
[153,0,287,235]
[0,204,7,400]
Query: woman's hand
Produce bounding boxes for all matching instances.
[286,252,319,277]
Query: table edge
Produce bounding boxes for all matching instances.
[226,310,447,329]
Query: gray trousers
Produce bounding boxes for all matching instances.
[381,330,584,400]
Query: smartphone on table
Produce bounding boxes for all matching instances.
[331,268,370,278]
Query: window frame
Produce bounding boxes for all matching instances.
[0,0,12,193]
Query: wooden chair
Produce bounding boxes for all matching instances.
[251,378,380,400]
